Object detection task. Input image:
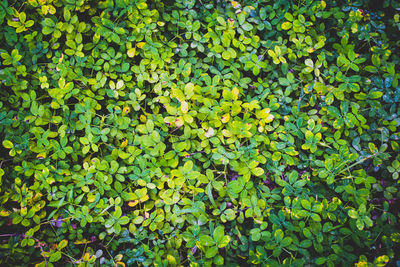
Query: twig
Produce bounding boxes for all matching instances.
[0,233,17,237]
[33,238,48,267]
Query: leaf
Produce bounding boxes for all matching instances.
[288,171,298,184]
[218,235,231,248]
[348,209,358,219]
[281,22,292,30]
[136,42,145,48]
[127,47,136,57]
[356,218,364,230]
[305,130,313,140]
[119,216,130,225]
[368,91,383,99]
[251,167,264,176]
[274,229,284,242]
[272,152,281,161]
[368,143,378,154]
[114,206,122,218]
[301,199,311,210]
[2,140,13,149]
[213,226,224,243]
[284,13,294,21]
[116,80,124,89]
[57,240,68,250]
[242,23,253,31]
[305,59,314,68]
[49,251,62,262]
[200,235,215,246]
[316,257,327,265]
[228,180,243,194]
[222,50,231,60]
[183,160,193,173]
[268,49,276,58]
[205,127,215,138]
[205,246,218,258]
[221,113,230,123]
[181,101,189,113]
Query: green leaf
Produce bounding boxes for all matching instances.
[284,13,294,21]
[57,240,68,250]
[213,226,224,243]
[274,229,284,242]
[242,23,253,31]
[315,257,327,265]
[49,251,62,262]
[348,209,358,219]
[200,235,215,246]
[301,199,311,210]
[205,246,218,258]
[272,152,281,162]
[251,167,264,176]
[183,160,193,173]
[114,206,122,218]
[356,218,364,230]
[218,235,230,248]
[119,216,130,225]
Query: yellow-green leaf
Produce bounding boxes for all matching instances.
[282,22,292,30]
[2,140,13,149]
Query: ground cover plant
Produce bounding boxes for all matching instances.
[1,0,400,266]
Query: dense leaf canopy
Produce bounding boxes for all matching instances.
[1,0,400,266]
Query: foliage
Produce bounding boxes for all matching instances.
[1,0,400,266]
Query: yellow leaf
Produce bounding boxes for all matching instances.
[140,194,149,202]
[205,127,215,138]
[0,210,10,216]
[175,117,184,127]
[136,42,145,48]
[49,6,56,15]
[232,1,241,8]
[221,113,230,123]
[232,87,239,100]
[268,50,275,58]
[121,139,128,148]
[87,193,95,203]
[257,108,270,119]
[116,80,124,89]
[281,22,292,30]
[37,152,46,159]
[83,252,91,261]
[74,239,88,245]
[2,140,13,149]
[275,46,281,55]
[127,47,136,57]
[181,101,189,113]
[263,108,271,114]
[123,106,130,115]
[222,129,232,137]
[265,114,275,123]
[128,200,139,207]
[114,254,123,262]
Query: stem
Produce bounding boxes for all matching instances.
[337,154,375,175]
[0,233,17,237]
